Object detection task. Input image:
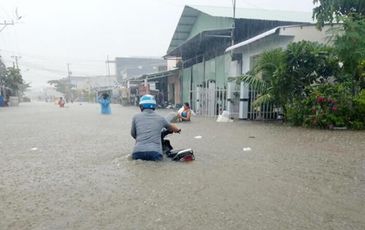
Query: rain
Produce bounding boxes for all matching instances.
[1,0,364,229]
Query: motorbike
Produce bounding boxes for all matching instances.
[161,129,195,162]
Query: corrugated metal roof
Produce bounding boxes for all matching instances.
[166,5,314,55]
[191,5,314,22]
[166,28,232,57]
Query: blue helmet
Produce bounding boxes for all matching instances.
[139,94,156,109]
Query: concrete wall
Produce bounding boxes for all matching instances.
[238,35,294,74]
[167,74,181,105]
[71,76,117,91]
[180,54,231,110]
[235,25,336,75]
[280,25,334,44]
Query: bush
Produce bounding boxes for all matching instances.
[286,83,356,129]
[352,121,364,130]
[352,89,365,129]
[286,99,307,126]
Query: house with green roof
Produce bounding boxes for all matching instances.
[224,24,335,119]
[165,5,313,115]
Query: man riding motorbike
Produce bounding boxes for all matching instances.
[131,94,180,161]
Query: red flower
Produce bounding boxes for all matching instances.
[332,106,337,111]
[316,96,324,103]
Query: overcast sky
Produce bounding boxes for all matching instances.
[0,0,315,88]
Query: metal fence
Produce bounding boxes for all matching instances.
[190,81,230,118]
[247,89,278,120]
[189,83,278,120]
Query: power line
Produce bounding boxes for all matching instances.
[0,48,106,63]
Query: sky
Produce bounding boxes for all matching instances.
[0,0,315,88]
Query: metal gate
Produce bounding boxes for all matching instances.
[246,89,278,120]
[189,82,278,120]
[191,81,227,118]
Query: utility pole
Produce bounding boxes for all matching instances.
[106,55,111,87]
[67,63,71,102]
[0,20,14,33]
[231,0,236,46]
[106,55,111,77]
[67,63,71,82]
[1,8,22,33]
[11,55,21,69]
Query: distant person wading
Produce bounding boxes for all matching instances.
[99,93,111,115]
[58,97,65,108]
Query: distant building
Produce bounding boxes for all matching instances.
[69,75,118,91]
[114,57,167,83]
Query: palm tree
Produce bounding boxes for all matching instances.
[240,48,289,115]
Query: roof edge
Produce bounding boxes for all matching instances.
[225,24,316,52]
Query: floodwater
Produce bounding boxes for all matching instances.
[0,102,364,230]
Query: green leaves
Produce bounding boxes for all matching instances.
[330,16,365,94]
[239,41,337,114]
[0,64,29,96]
[240,74,267,93]
[48,79,71,95]
[313,0,365,28]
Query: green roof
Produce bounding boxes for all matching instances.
[191,5,313,22]
[166,5,314,55]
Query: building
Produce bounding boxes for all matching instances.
[114,57,167,83]
[70,75,118,91]
[137,68,181,107]
[164,5,314,116]
[225,24,335,119]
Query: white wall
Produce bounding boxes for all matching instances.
[240,35,293,74]
[230,25,339,75]
[280,25,335,44]
[167,59,180,70]
[71,76,118,90]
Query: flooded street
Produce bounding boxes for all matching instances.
[0,102,364,230]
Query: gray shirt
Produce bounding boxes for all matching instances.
[131,109,171,155]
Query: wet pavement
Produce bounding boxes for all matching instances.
[0,102,364,230]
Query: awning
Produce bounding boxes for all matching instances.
[225,24,318,53]
[225,27,279,53]
[130,69,180,82]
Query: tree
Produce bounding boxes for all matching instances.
[313,0,365,94]
[0,59,7,86]
[48,79,77,101]
[5,67,24,93]
[332,17,365,94]
[313,0,365,28]
[0,66,29,97]
[48,79,70,95]
[0,58,29,97]
[240,48,289,114]
[285,41,340,97]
